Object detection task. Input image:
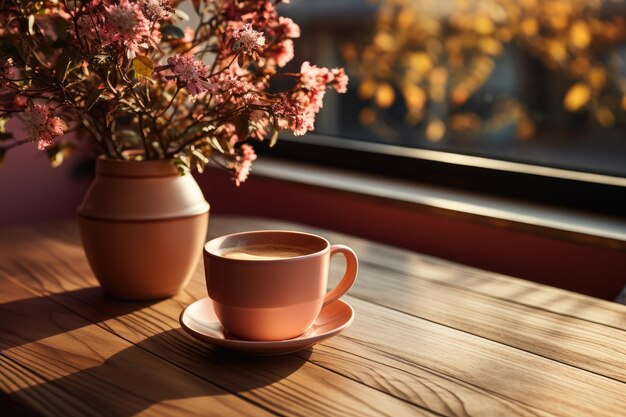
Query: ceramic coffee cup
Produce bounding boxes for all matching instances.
[203,230,358,341]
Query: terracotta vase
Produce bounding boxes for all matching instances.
[77,158,209,300]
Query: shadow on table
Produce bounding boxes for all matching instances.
[0,287,158,352]
[9,328,310,417]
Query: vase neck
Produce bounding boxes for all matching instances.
[96,158,178,178]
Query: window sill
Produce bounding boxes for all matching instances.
[249,158,626,251]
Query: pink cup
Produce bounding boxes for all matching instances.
[203,230,358,341]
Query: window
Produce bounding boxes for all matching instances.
[261,0,626,215]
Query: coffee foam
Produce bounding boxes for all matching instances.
[220,244,311,261]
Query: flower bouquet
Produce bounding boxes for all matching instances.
[0,0,347,184]
[0,0,348,300]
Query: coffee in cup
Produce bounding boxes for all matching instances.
[204,230,358,341]
[220,244,311,261]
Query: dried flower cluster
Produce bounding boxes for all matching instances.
[0,0,348,184]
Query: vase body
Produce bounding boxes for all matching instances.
[77,158,209,300]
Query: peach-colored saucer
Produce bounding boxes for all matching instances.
[179,297,354,355]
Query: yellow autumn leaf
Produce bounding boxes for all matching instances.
[340,43,358,63]
[520,0,538,8]
[375,83,396,108]
[563,83,591,112]
[430,67,448,86]
[520,18,538,37]
[595,107,614,127]
[374,32,396,52]
[587,67,606,89]
[396,8,415,30]
[570,21,591,49]
[402,85,426,113]
[406,52,432,75]
[569,57,590,76]
[132,55,154,80]
[358,79,377,100]
[517,119,536,140]
[547,15,568,31]
[429,67,448,103]
[478,38,503,55]
[496,27,512,42]
[426,119,446,142]
[450,113,481,131]
[359,108,376,125]
[474,16,495,35]
[546,40,567,63]
[452,86,470,105]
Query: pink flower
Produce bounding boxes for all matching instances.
[300,61,330,91]
[209,67,256,104]
[232,24,266,54]
[300,61,349,95]
[22,104,68,150]
[101,0,151,58]
[229,144,257,186]
[270,39,294,68]
[76,13,100,42]
[278,17,300,38]
[331,68,349,93]
[270,60,348,137]
[271,92,317,136]
[0,58,19,86]
[14,95,28,107]
[141,0,172,20]
[167,54,215,100]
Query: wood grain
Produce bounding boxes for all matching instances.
[1,217,625,417]
[338,296,626,417]
[2,260,556,417]
[0,281,276,417]
[0,237,434,417]
[351,265,626,382]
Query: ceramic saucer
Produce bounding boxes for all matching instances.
[179,297,354,355]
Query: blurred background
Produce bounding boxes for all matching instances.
[282,0,626,176]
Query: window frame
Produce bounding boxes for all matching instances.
[256,134,626,217]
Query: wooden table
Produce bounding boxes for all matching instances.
[1,216,625,417]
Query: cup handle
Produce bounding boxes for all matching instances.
[323,245,358,306]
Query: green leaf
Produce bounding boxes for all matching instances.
[132,55,154,80]
[84,88,105,111]
[174,9,190,21]
[115,129,142,147]
[27,15,35,35]
[45,144,64,168]
[160,25,185,40]
[235,112,250,140]
[55,54,72,83]
[270,117,280,147]
[269,128,279,147]
[0,117,12,141]
[191,148,209,173]
[92,55,110,67]
[209,136,224,153]
[173,156,191,175]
